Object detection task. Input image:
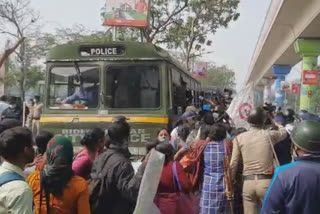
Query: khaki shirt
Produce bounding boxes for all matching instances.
[230,126,287,179]
[0,161,33,214]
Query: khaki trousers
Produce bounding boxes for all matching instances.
[32,119,40,135]
[242,179,271,214]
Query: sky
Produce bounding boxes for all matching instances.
[1,0,273,90]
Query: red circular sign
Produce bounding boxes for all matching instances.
[239,103,252,120]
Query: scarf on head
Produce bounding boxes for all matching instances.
[42,136,74,197]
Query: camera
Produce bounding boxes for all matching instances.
[263,103,276,114]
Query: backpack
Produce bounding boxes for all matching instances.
[0,171,24,187]
[88,152,118,213]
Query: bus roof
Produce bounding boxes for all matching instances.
[47,41,199,83]
[47,41,171,62]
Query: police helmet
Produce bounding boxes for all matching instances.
[291,120,320,154]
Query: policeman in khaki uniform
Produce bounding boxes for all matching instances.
[230,107,287,214]
[262,120,320,214]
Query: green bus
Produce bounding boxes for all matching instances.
[40,41,201,155]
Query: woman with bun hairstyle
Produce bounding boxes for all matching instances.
[72,128,105,179]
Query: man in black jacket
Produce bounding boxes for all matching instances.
[1,96,22,121]
[89,119,145,214]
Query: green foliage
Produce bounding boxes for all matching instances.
[167,0,240,70]
[1,61,44,91]
[140,0,240,70]
[24,66,44,90]
[199,64,236,89]
[54,24,112,44]
[51,24,139,45]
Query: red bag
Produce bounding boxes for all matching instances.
[179,140,208,187]
[154,162,199,214]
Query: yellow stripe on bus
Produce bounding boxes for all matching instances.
[40,116,169,124]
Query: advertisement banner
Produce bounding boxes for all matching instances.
[192,62,208,78]
[290,83,301,94]
[302,70,319,85]
[102,0,150,27]
[227,85,254,129]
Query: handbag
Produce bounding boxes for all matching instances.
[154,162,199,214]
[179,139,208,187]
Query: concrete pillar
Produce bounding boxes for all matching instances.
[272,65,291,107]
[254,85,264,107]
[263,78,274,104]
[294,39,320,113]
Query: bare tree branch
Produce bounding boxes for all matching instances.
[0,29,19,38]
[148,0,188,43]
[0,37,25,68]
[0,0,38,100]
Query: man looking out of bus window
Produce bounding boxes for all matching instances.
[62,77,98,108]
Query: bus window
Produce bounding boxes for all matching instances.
[105,65,160,109]
[171,68,186,114]
[49,66,99,109]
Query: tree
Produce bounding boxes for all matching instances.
[164,0,240,70]
[52,24,140,45]
[0,0,39,100]
[138,0,240,70]
[200,64,236,89]
[2,62,44,93]
[53,24,112,44]
[0,37,24,68]
[142,0,189,43]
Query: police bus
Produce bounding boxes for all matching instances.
[40,41,201,155]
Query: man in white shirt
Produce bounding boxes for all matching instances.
[0,127,35,214]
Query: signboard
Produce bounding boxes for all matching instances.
[227,85,254,129]
[79,45,126,57]
[291,83,301,94]
[238,103,252,120]
[302,70,319,85]
[280,81,291,92]
[192,62,208,78]
[102,0,150,27]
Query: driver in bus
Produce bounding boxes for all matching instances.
[62,77,98,107]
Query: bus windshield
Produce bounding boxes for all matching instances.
[49,66,99,109]
[105,65,160,109]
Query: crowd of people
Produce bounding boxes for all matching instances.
[1,101,320,214]
[0,95,43,135]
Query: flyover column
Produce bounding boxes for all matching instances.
[272,65,291,107]
[254,85,264,107]
[263,78,274,104]
[294,39,320,113]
